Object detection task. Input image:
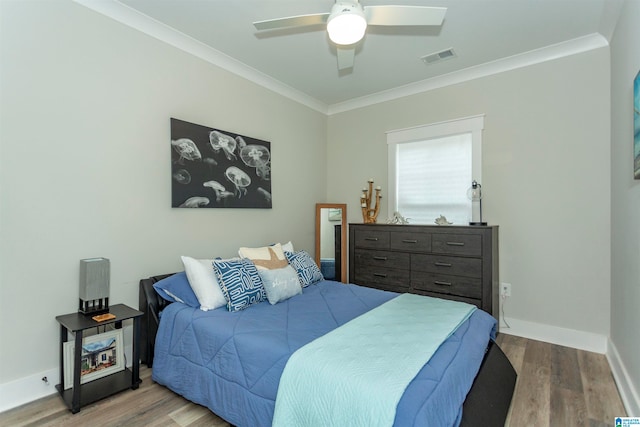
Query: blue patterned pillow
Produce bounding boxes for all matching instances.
[212,258,266,312]
[284,250,324,287]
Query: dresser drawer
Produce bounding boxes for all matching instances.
[353,249,410,269]
[411,272,482,299]
[412,290,482,309]
[353,265,410,291]
[390,231,431,252]
[353,229,389,249]
[411,254,482,278]
[431,233,482,256]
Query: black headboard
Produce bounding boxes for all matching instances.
[138,273,175,367]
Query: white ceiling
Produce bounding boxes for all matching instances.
[79,0,617,113]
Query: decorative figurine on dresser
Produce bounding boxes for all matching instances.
[349,223,499,320]
[359,178,382,223]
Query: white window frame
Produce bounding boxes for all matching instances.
[386,115,485,222]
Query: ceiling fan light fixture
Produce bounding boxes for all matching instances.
[327,2,367,45]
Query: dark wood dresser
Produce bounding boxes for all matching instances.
[349,223,499,319]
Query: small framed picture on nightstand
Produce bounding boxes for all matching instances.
[63,329,124,389]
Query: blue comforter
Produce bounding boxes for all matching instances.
[152,280,496,427]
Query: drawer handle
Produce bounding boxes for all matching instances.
[373,273,387,278]
[365,237,379,241]
[373,256,388,261]
[402,239,418,243]
[434,281,452,286]
[434,262,452,267]
[446,241,465,246]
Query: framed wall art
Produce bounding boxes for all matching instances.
[171,118,272,208]
[634,69,640,179]
[63,329,124,390]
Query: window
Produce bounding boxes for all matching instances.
[387,115,484,225]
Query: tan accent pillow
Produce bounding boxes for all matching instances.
[238,243,288,270]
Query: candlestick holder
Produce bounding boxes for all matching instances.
[360,179,382,224]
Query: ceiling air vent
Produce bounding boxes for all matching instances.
[421,48,456,65]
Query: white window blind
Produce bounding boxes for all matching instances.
[387,115,484,225]
[396,134,472,224]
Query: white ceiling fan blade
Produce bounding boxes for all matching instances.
[364,6,446,26]
[253,13,329,31]
[337,46,355,70]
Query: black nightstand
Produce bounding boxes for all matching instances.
[55,304,143,413]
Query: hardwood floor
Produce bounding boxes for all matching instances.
[1,335,627,427]
[497,334,627,427]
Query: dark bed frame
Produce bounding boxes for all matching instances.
[139,274,517,427]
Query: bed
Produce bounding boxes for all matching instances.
[139,270,516,427]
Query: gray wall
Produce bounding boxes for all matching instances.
[0,1,327,384]
[610,0,640,415]
[327,48,611,337]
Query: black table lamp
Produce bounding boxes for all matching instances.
[467,180,487,225]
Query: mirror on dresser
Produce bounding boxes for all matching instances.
[315,203,347,283]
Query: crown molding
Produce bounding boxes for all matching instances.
[327,33,609,115]
[72,0,329,114]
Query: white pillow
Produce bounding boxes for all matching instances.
[281,241,294,253]
[181,256,227,311]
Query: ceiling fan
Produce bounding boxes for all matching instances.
[253,1,447,70]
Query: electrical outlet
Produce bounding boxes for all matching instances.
[501,282,512,297]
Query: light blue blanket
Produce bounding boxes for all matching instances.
[272,293,477,427]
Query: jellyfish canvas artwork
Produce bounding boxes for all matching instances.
[171,118,272,208]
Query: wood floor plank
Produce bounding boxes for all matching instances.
[578,349,627,421]
[0,395,65,427]
[551,344,583,392]
[550,385,589,426]
[497,333,526,374]
[508,361,551,426]
[507,339,552,426]
[522,338,552,366]
[499,333,528,348]
[138,417,182,427]
[169,402,227,427]
[180,413,229,427]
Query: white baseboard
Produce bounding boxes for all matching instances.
[499,316,608,354]
[0,367,59,413]
[607,339,640,416]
